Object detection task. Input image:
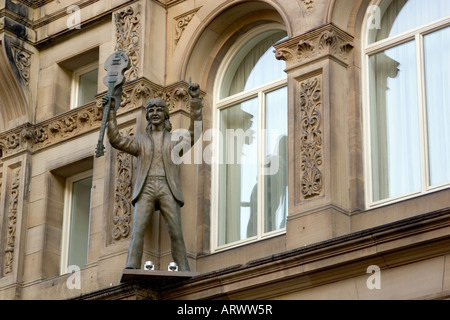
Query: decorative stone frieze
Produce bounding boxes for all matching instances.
[274,23,354,70]
[165,81,193,114]
[0,124,34,158]
[117,80,164,112]
[0,78,201,159]
[114,5,141,82]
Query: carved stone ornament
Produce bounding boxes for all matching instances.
[298,75,323,201]
[174,8,200,46]
[11,46,32,86]
[274,23,354,70]
[4,167,20,275]
[0,78,200,160]
[301,0,315,12]
[115,5,141,81]
[112,127,135,241]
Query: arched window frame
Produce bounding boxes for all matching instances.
[211,23,288,252]
[362,0,450,208]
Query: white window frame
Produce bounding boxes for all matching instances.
[60,170,93,275]
[362,2,450,209]
[211,24,288,253]
[70,62,98,109]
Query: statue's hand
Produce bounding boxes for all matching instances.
[101,96,109,107]
[188,78,201,99]
[102,96,116,112]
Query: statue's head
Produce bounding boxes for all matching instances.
[145,98,172,132]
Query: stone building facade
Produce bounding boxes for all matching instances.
[0,0,450,300]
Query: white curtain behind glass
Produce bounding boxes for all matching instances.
[264,88,288,233]
[368,0,450,202]
[77,68,98,107]
[224,31,287,97]
[369,0,450,43]
[218,99,258,246]
[424,26,450,187]
[68,176,92,268]
[369,42,421,201]
[218,30,288,246]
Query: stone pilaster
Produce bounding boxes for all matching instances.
[274,23,354,249]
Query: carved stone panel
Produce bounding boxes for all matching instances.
[10,45,32,86]
[0,168,3,215]
[0,170,2,203]
[296,73,323,203]
[3,166,20,276]
[115,5,142,82]
[174,8,200,47]
[112,127,135,241]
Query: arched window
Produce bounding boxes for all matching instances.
[212,25,288,250]
[363,0,450,206]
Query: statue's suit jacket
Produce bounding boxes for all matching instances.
[107,98,202,207]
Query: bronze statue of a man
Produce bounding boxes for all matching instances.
[104,82,202,271]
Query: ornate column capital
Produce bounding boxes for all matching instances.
[274,23,354,71]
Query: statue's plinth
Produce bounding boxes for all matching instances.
[120,269,199,287]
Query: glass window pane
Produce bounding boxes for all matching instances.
[369,41,421,201]
[424,26,450,186]
[264,87,288,233]
[218,98,258,246]
[77,68,98,107]
[68,176,92,268]
[221,30,286,98]
[368,0,450,44]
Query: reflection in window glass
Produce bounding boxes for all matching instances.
[218,99,258,246]
[369,41,421,201]
[368,0,450,44]
[216,27,288,248]
[67,176,92,268]
[77,68,98,107]
[221,30,287,98]
[366,0,450,205]
[264,87,288,233]
[424,26,450,186]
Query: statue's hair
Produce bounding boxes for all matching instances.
[145,98,172,132]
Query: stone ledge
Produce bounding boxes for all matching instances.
[72,207,450,300]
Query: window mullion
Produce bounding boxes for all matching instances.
[415,33,430,193]
[257,91,265,240]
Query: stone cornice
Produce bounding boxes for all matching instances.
[68,206,450,300]
[162,207,450,299]
[274,23,354,71]
[16,0,54,9]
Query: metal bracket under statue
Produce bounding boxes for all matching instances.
[120,269,200,287]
